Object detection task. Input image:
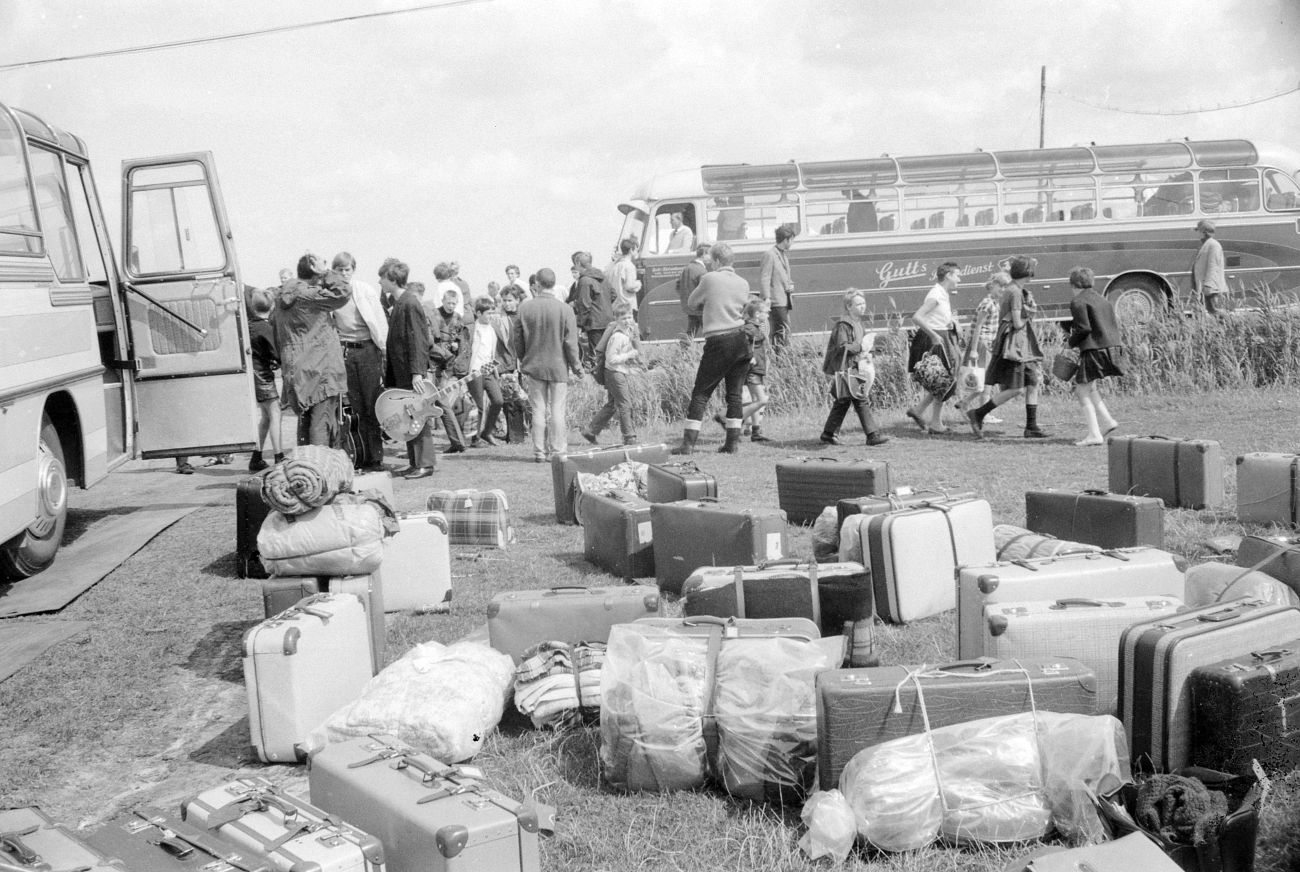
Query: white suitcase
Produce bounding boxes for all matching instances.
[982,595,1183,714]
[242,592,374,763]
[182,775,385,872]
[349,470,395,505]
[324,573,387,674]
[381,512,452,613]
[956,547,1184,659]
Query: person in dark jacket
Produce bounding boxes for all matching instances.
[676,243,711,337]
[573,251,611,369]
[1066,266,1123,446]
[820,290,890,446]
[425,287,469,453]
[383,265,439,478]
[513,268,582,462]
[274,253,352,448]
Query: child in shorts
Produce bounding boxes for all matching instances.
[247,288,284,471]
[740,297,771,442]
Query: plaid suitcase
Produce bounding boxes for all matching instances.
[1191,642,1300,776]
[835,487,975,529]
[649,500,789,596]
[645,460,718,503]
[487,585,660,664]
[89,808,275,872]
[814,657,1099,790]
[1,807,128,872]
[1025,488,1165,549]
[1107,434,1224,509]
[237,473,271,579]
[574,489,655,580]
[1118,597,1300,772]
[1235,534,1300,596]
[1235,452,1300,526]
[550,443,672,524]
[776,456,890,526]
[425,488,513,548]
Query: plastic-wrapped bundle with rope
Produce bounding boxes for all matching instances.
[261,445,354,515]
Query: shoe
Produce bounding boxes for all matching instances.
[820,433,841,446]
[966,410,984,439]
[403,467,434,479]
[1102,423,1119,438]
[248,453,268,472]
[533,455,548,464]
[741,425,752,437]
[928,426,951,435]
[866,432,891,447]
[581,430,598,445]
[750,428,773,443]
[672,428,699,456]
[718,428,743,454]
[445,444,467,454]
[984,415,1004,424]
[358,464,387,473]
[392,466,415,477]
[468,434,482,447]
[623,437,639,445]
[1023,427,1049,439]
[174,462,195,475]
[905,409,929,432]
[478,433,500,446]
[1074,437,1105,447]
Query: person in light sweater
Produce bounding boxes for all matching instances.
[581,297,641,446]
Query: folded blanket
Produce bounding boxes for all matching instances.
[262,446,354,515]
[514,640,605,729]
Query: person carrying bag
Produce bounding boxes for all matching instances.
[819,290,889,447]
[967,255,1049,439]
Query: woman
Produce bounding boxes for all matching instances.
[581,297,641,446]
[904,262,962,433]
[820,290,890,447]
[967,255,1047,439]
[465,296,515,447]
[1065,266,1123,445]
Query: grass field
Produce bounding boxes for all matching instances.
[1,385,1298,871]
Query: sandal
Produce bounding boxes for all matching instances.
[905,410,929,432]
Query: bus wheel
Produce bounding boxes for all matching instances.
[0,415,68,579]
[1106,276,1166,323]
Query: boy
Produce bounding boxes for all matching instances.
[247,288,284,471]
[740,297,772,441]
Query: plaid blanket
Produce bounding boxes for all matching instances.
[262,446,354,515]
[425,488,514,548]
[514,640,605,729]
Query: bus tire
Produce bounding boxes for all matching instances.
[1105,276,1167,323]
[1,415,69,579]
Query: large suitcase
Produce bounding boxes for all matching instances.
[982,595,1184,714]
[261,577,321,618]
[835,487,975,529]
[1,807,128,872]
[956,547,1185,659]
[181,775,384,872]
[308,733,547,872]
[486,585,660,664]
[89,808,275,872]
[1118,597,1300,772]
[425,489,514,548]
[1190,643,1300,776]
[649,500,789,596]
[550,443,672,524]
[814,657,1099,790]
[260,575,386,673]
[680,560,872,638]
[237,473,271,579]
[1025,488,1165,549]
[1235,451,1300,526]
[1235,533,1300,596]
[1107,434,1224,509]
[242,592,374,763]
[574,489,655,580]
[645,460,717,503]
[382,512,452,612]
[776,456,890,526]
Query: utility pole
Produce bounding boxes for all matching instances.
[1039,65,1046,148]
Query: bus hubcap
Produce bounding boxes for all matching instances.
[1113,289,1156,323]
[30,439,67,538]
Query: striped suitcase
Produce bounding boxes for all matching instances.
[575,489,655,580]
[956,547,1184,659]
[776,456,890,526]
[89,808,275,872]
[982,595,1184,714]
[835,488,975,529]
[550,443,672,524]
[486,585,660,664]
[1235,452,1300,526]
[1118,597,1300,772]
[382,512,452,612]
[1,807,128,872]
[649,500,789,596]
[1191,643,1300,776]
[425,489,513,548]
[1025,488,1165,549]
[1107,434,1223,509]
[645,460,718,503]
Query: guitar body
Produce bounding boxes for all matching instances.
[375,388,435,444]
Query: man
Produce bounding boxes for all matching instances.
[377,257,400,319]
[274,253,352,447]
[666,211,694,252]
[1193,219,1227,314]
[759,223,797,349]
[449,260,472,306]
[513,268,581,462]
[425,287,470,453]
[503,264,529,300]
[331,252,388,472]
[434,262,464,317]
[605,237,641,317]
[383,264,438,479]
[574,251,610,369]
[676,243,711,337]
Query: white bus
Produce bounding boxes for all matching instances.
[0,99,255,577]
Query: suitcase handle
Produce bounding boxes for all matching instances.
[1252,648,1294,663]
[1049,598,1124,610]
[395,754,457,784]
[1081,488,1108,496]
[545,586,593,595]
[930,659,995,673]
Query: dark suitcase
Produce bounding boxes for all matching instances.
[835,487,976,529]
[1025,488,1165,549]
[645,460,718,503]
[1235,534,1300,597]
[487,584,660,663]
[1235,451,1300,526]
[89,808,274,872]
[814,657,1099,790]
[776,456,890,526]
[649,500,789,595]
[574,488,655,580]
[1118,597,1300,772]
[1107,434,1224,509]
[1,807,129,872]
[681,560,873,639]
[1191,643,1300,776]
[260,577,320,618]
[550,443,672,524]
[237,473,271,579]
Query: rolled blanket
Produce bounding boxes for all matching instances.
[1135,773,1228,847]
[262,445,354,515]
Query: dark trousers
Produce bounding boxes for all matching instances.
[406,419,438,470]
[431,363,467,448]
[582,328,606,370]
[342,341,384,468]
[588,369,634,440]
[822,393,879,437]
[686,330,751,422]
[467,370,504,437]
[769,305,791,349]
[297,394,341,448]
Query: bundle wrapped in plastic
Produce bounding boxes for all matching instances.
[574,460,649,512]
[262,445,354,515]
[304,639,514,763]
[993,524,1099,562]
[798,789,856,863]
[1183,561,1300,608]
[258,498,387,577]
[811,506,841,563]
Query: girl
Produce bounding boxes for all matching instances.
[904,262,962,433]
[581,297,641,445]
[1065,266,1123,445]
[968,256,1047,438]
[820,290,890,446]
[740,297,772,442]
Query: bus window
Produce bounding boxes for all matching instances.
[28,146,85,281]
[1199,168,1259,213]
[1005,176,1094,224]
[648,203,697,253]
[705,193,797,242]
[805,187,898,236]
[64,162,109,285]
[1100,171,1193,219]
[615,207,647,258]
[127,162,225,276]
[901,182,995,232]
[0,112,39,254]
[1263,169,1300,211]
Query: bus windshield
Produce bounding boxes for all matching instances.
[614,206,646,260]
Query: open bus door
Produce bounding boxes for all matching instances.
[120,152,255,458]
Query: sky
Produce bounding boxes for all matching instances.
[4,0,1299,291]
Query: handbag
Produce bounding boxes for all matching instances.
[1051,348,1080,382]
[1001,325,1032,363]
[912,350,955,397]
[830,346,869,401]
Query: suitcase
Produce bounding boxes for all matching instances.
[550,442,672,524]
[1118,597,1300,772]
[89,808,276,872]
[237,473,271,579]
[261,577,321,618]
[1235,451,1300,526]
[348,470,395,504]
[242,592,374,763]
[681,561,873,640]
[835,487,976,529]
[1107,434,1224,509]
[649,500,789,596]
[645,460,718,503]
[0,807,128,872]
[1025,488,1165,549]
[776,456,890,526]
[574,489,655,580]
[956,547,1185,659]
[308,733,547,872]
[181,775,385,872]
[982,595,1184,714]
[1027,833,1184,872]
[425,489,514,548]
[814,657,1099,790]
[1190,642,1300,776]
[993,524,1100,562]
[325,573,387,674]
[487,585,661,664]
[1235,533,1300,595]
[851,499,996,624]
[382,512,452,612]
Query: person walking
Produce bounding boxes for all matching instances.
[758,224,796,349]
[966,256,1048,439]
[513,268,581,462]
[1065,267,1124,446]
[464,296,515,446]
[820,290,890,447]
[274,253,352,447]
[331,252,388,472]
[1192,218,1227,315]
[246,288,284,471]
[954,273,1009,423]
[384,268,439,479]
[574,251,611,370]
[605,238,642,318]
[581,297,640,446]
[739,298,772,442]
[904,262,962,433]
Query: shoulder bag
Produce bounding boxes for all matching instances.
[830,346,869,402]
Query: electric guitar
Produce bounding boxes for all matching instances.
[375,363,499,443]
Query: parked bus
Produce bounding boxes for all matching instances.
[620,139,1300,340]
[0,100,255,577]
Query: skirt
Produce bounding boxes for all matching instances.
[1075,347,1125,384]
[985,321,1043,391]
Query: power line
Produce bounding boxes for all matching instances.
[1047,81,1300,116]
[0,0,493,72]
